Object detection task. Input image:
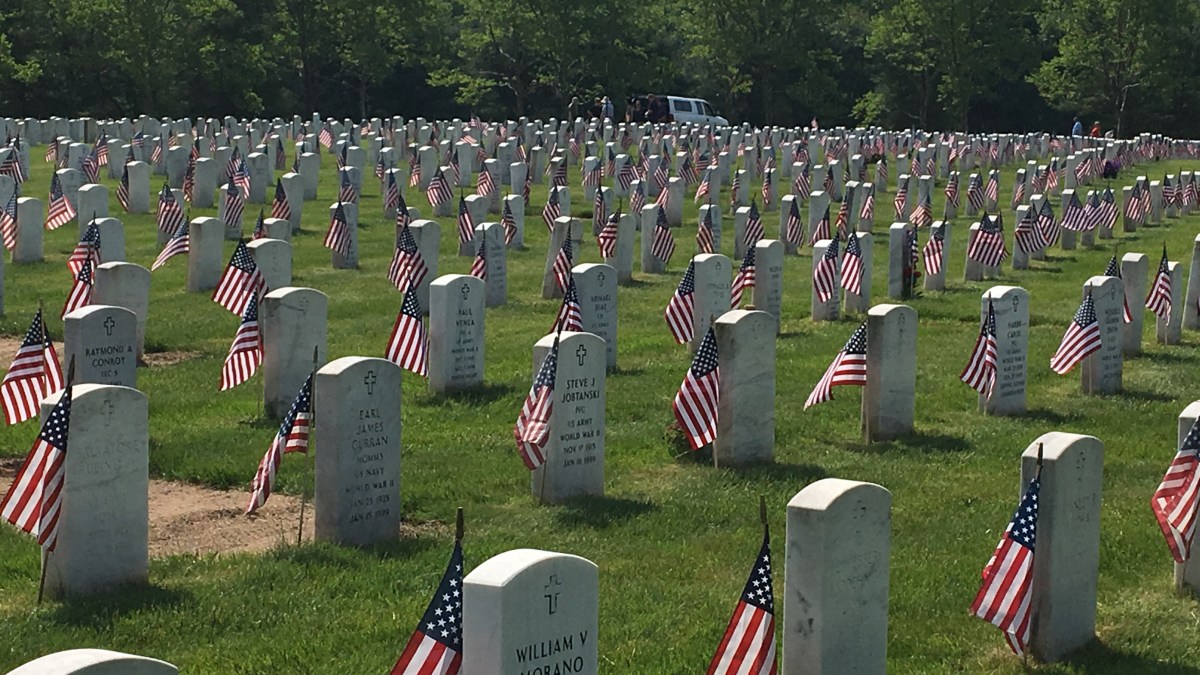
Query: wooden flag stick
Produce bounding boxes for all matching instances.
[297,346,319,546]
[758,495,767,529]
[455,507,464,543]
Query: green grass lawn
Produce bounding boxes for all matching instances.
[1,140,1199,673]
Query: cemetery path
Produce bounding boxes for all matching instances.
[0,458,314,557]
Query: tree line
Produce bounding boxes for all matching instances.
[1,0,1198,137]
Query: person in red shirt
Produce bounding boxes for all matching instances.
[1089,121,1101,137]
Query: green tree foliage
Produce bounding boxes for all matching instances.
[0,0,1197,135]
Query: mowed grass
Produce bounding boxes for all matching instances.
[1,141,1200,674]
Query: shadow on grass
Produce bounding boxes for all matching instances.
[1139,350,1200,365]
[610,365,646,377]
[269,536,440,564]
[1115,388,1175,403]
[426,382,519,406]
[1022,407,1072,425]
[719,461,828,485]
[1056,638,1200,674]
[848,430,971,455]
[552,494,657,529]
[48,583,191,629]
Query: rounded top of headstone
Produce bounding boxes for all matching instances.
[788,477,891,510]
[7,648,178,675]
[982,285,1028,302]
[1120,251,1147,263]
[1022,431,1102,463]
[533,330,603,351]
[317,356,397,379]
[715,308,772,328]
[63,303,136,323]
[246,237,289,252]
[867,303,916,319]
[97,261,150,276]
[430,273,483,291]
[464,548,597,588]
[262,286,328,302]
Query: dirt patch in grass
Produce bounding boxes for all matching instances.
[1,457,314,557]
[0,337,22,370]
[142,350,203,367]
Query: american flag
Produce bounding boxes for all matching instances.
[554,275,584,333]
[183,156,196,203]
[1138,179,1152,219]
[232,156,251,199]
[1,309,64,426]
[390,539,464,675]
[859,184,875,223]
[968,215,1008,267]
[730,173,741,207]
[618,160,637,192]
[673,326,720,450]
[132,130,145,150]
[384,172,401,214]
[744,201,764,247]
[592,188,607,232]
[985,172,999,205]
[893,183,907,220]
[469,236,487,280]
[220,294,262,390]
[44,137,58,163]
[68,222,101,277]
[698,208,716,254]
[1152,417,1200,564]
[1103,255,1132,323]
[794,163,811,201]
[1010,177,1025,209]
[152,220,189,271]
[812,234,841,303]
[514,333,559,470]
[923,224,945,277]
[223,181,245,229]
[246,374,312,514]
[318,124,334,149]
[1146,248,1172,324]
[325,202,353,258]
[271,178,290,221]
[542,188,561,232]
[96,135,109,167]
[501,199,518,246]
[630,180,646,215]
[150,139,163,165]
[875,156,887,188]
[427,169,453,207]
[731,245,756,308]
[552,161,568,188]
[157,183,184,234]
[385,285,429,377]
[651,206,676,264]
[477,165,497,197]
[582,163,601,189]
[0,148,26,184]
[0,381,71,552]
[598,209,619,258]
[665,262,696,344]
[81,150,99,183]
[252,210,267,240]
[970,472,1041,655]
[213,240,266,315]
[944,172,960,211]
[1014,209,1044,255]
[61,258,94,318]
[909,193,932,228]
[694,169,712,203]
[1099,188,1117,230]
[338,170,358,204]
[681,154,700,185]
[551,235,574,292]
[784,199,803,249]
[961,301,998,396]
[967,174,984,211]
[810,204,831,245]
[1046,159,1059,193]
[1164,175,1178,208]
[1036,201,1058,247]
[841,230,864,295]
[706,524,776,675]
[275,137,287,170]
[390,219,428,291]
[409,157,421,189]
[1124,182,1142,223]
[805,321,867,409]
[1050,293,1102,375]
[117,165,131,212]
[1061,191,1086,231]
[45,173,76,231]
[760,169,773,208]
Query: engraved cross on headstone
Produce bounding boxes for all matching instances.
[576,344,587,366]
[543,574,562,615]
[103,316,115,336]
[364,370,376,395]
[461,282,471,300]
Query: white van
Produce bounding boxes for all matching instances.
[666,96,728,126]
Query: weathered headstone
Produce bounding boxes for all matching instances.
[314,357,402,546]
[692,253,731,352]
[93,263,150,360]
[863,304,916,442]
[1185,235,1200,331]
[1120,253,1147,356]
[186,217,224,292]
[1157,261,1183,345]
[428,274,485,394]
[76,184,108,234]
[408,220,440,315]
[261,287,328,418]
[13,196,43,263]
[1081,275,1123,394]
[328,202,359,269]
[752,239,784,334]
[785,479,891,675]
[124,161,150,213]
[463,549,599,675]
[281,172,304,233]
[844,232,874,314]
[7,649,177,675]
[63,305,137,387]
[40,385,148,600]
[713,310,775,465]
[604,212,635,285]
[246,238,292,290]
[980,286,1029,416]
[812,239,840,322]
[473,222,507,306]
[1019,432,1104,663]
[573,264,617,371]
[530,331,606,503]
